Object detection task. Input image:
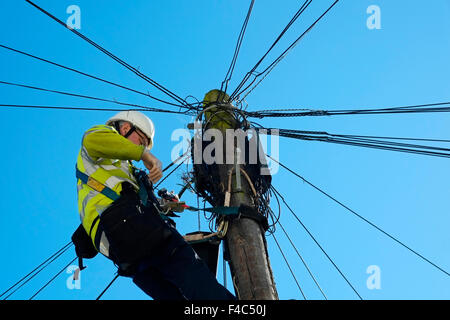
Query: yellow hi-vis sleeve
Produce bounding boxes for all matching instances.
[82,125,145,161]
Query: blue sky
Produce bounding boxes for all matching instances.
[0,0,449,300]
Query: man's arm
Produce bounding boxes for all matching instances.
[83,125,145,161]
[83,125,163,183]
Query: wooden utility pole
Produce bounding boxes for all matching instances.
[197,90,278,300]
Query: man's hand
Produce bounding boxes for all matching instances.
[141,151,163,183]
[161,201,186,213]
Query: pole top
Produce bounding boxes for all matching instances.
[203,89,231,107]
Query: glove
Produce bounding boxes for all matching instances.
[161,201,187,213]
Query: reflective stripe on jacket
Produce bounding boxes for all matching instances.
[76,124,145,257]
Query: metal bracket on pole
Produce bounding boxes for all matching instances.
[235,147,242,192]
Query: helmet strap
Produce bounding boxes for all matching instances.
[113,121,121,133]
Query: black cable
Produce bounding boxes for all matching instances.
[287,128,450,156]
[154,154,190,190]
[183,95,203,113]
[266,195,281,235]
[244,102,450,118]
[276,130,450,159]
[277,219,327,299]
[6,244,74,300]
[323,137,450,158]
[0,104,192,115]
[256,127,450,159]
[29,256,78,300]
[232,0,342,101]
[220,0,255,95]
[271,233,307,300]
[229,0,313,101]
[330,101,450,113]
[320,133,450,144]
[0,241,73,299]
[0,81,195,115]
[0,44,186,109]
[25,0,189,109]
[268,155,450,278]
[161,148,191,174]
[236,0,341,101]
[96,273,119,300]
[271,185,363,300]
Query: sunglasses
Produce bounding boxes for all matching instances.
[135,129,150,147]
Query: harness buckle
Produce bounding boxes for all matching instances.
[87,176,106,193]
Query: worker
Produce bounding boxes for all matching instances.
[75,110,235,300]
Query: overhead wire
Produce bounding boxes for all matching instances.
[96,273,120,300]
[0,44,187,110]
[269,128,450,144]
[0,104,192,115]
[25,0,191,110]
[0,81,196,115]
[259,177,281,235]
[321,133,450,144]
[0,241,73,300]
[259,127,450,159]
[277,219,327,299]
[235,0,342,102]
[9,0,447,300]
[29,256,78,300]
[271,233,307,300]
[229,0,313,101]
[154,153,191,190]
[244,101,450,118]
[160,148,192,175]
[220,0,255,96]
[268,155,450,278]
[271,185,363,300]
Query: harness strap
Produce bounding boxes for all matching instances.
[77,257,86,271]
[76,165,120,201]
[185,206,240,215]
[186,205,269,231]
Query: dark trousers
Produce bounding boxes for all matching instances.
[132,227,236,300]
[98,184,236,300]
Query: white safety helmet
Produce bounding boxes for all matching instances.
[106,111,155,150]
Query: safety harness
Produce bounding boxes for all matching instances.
[75,166,120,201]
[73,165,268,274]
[73,165,164,273]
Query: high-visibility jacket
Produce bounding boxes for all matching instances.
[76,124,145,257]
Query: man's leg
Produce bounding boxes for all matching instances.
[161,242,236,300]
[133,228,236,300]
[132,265,186,300]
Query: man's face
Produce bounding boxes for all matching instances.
[120,122,150,148]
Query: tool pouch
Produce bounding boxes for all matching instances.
[71,224,98,270]
[99,183,173,267]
